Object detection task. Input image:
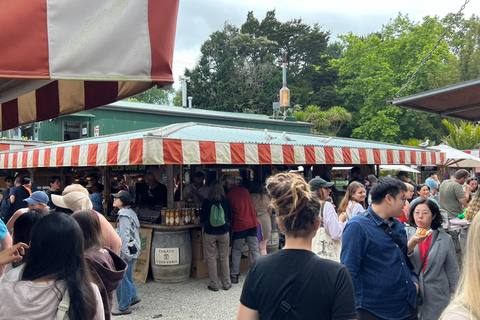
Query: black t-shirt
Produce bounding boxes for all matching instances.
[149,182,167,207]
[240,249,357,320]
[9,186,30,213]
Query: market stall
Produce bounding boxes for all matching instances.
[0,122,446,282]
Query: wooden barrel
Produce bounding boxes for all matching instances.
[150,229,192,283]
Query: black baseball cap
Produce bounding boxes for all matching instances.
[308,178,334,191]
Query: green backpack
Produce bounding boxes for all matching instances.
[210,203,225,227]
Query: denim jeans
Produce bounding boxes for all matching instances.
[116,258,138,310]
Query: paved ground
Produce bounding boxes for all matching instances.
[111,273,247,320]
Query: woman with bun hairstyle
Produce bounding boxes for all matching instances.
[406,199,459,320]
[441,213,480,319]
[308,177,346,241]
[0,213,104,319]
[237,173,357,320]
[72,209,127,320]
[338,181,366,221]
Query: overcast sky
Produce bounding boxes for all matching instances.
[172,0,477,88]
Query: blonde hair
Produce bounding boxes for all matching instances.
[338,181,366,214]
[465,191,480,221]
[442,213,480,318]
[404,182,414,192]
[266,173,319,238]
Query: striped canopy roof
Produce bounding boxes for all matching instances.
[0,123,445,169]
[0,0,179,131]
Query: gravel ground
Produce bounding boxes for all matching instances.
[111,273,247,320]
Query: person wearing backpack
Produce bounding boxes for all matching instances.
[200,180,233,292]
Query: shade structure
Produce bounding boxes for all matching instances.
[0,0,179,131]
[379,165,420,173]
[388,78,480,122]
[428,145,480,167]
[0,123,445,169]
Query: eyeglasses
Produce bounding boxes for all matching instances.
[5,180,11,183]
[413,211,431,216]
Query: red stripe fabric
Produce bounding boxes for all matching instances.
[87,144,98,166]
[129,139,143,165]
[200,141,216,164]
[325,147,334,164]
[387,150,394,164]
[421,152,427,165]
[373,150,381,164]
[12,153,18,169]
[231,143,245,164]
[56,147,64,167]
[148,0,179,81]
[4,154,8,168]
[107,142,119,166]
[84,81,118,110]
[71,146,80,167]
[22,151,28,168]
[399,150,406,164]
[282,145,295,164]
[410,151,417,164]
[2,100,19,131]
[258,145,271,164]
[0,0,49,78]
[305,146,316,164]
[342,148,352,164]
[359,149,368,164]
[36,82,60,122]
[163,139,183,164]
[44,148,51,167]
[33,150,39,168]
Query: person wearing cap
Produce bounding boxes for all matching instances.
[52,184,121,254]
[111,190,141,316]
[1,176,14,204]
[309,177,347,242]
[6,191,49,233]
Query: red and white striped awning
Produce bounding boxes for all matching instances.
[0,123,446,169]
[0,0,179,131]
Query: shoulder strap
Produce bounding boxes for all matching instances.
[417,230,439,274]
[273,255,321,320]
[56,289,70,320]
[319,201,326,227]
[364,212,416,273]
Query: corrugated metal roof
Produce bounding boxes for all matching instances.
[0,122,430,153]
[102,101,313,127]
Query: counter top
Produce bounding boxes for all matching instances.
[106,215,202,230]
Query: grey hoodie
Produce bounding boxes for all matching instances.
[117,208,141,261]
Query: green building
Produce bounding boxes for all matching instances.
[5,101,312,142]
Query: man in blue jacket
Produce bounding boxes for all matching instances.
[341,178,419,320]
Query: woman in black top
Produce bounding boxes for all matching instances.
[238,173,357,320]
[200,180,233,291]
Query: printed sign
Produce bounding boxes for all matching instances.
[155,247,180,265]
[94,125,99,137]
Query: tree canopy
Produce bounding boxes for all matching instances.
[178,10,480,144]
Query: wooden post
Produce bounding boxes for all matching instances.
[167,165,174,209]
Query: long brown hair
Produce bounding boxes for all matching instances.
[72,209,104,251]
[207,180,225,201]
[338,181,366,214]
[266,173,319,238]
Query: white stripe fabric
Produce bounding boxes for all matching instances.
[244,144,259,165]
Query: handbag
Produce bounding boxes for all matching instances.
[415,230,439,306]
[312,202,342,262]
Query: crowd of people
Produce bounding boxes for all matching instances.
[0,166,479,319]
[0,175,142,318]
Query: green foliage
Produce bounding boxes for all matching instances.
[182,10,338,115]
[294,105,351,135]
[442,119,480,149]
[401,138,435,146]
[128,87,174,105]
